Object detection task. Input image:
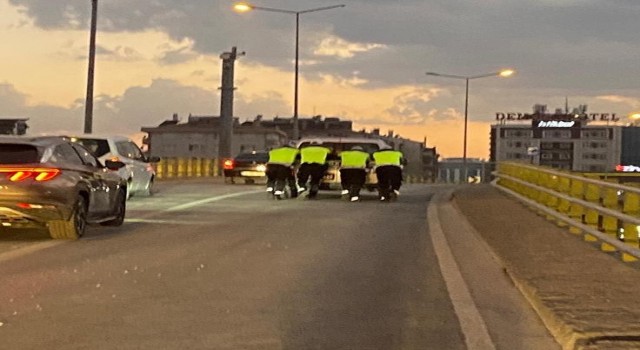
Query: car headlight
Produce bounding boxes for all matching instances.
[256,164,267,172]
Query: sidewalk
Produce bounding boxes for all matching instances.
[452,185,640,350]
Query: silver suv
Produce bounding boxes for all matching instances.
[69,135,159,199]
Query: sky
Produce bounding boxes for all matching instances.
[2,0,640,159]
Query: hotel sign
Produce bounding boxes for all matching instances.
[536,120,576,128]
[496,112,619,122]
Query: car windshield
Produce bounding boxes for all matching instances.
[0,144,40,164]
[298,142,380,154]
[71,138,111,158]
[235,152,269,162]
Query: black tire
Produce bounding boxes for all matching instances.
[101,190,126,226]
[140,177,154,197]
[48,196,87,240]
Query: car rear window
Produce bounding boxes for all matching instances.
[72,138,111,158]
[0,144,40,164]
[235,152,269,162]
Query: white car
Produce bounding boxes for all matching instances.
[68,135,159,199]
[296,137,392,191]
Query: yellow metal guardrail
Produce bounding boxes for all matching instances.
[154,158,220,179]
[494,162,640,262]
[154,157,428,183]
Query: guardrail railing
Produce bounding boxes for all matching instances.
[493,162,640,262]
[153,157,429,183]
[154,158,220,179]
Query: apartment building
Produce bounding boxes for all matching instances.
[490,118,624,172]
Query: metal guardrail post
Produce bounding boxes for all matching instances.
[622,192,640,250]
[568,179,585,235]
[213,158,220,177]
[166,158,176,178]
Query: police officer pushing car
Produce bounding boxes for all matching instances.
[373,146,404,201]
[339,145,371,202]
[297,142,330,199]
[266,143,299,198]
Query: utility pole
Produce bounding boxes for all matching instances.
[84,0,98,134]
[219,47,244,161]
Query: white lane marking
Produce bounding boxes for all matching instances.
[164,189,263,212]
[427,198,496,350]
[0,241,64,264]
[125,218,212,225]
[0,189,263,262]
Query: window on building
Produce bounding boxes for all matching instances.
[543,130,571,138]
[541,153,553,159]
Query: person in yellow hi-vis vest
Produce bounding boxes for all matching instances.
[339,145,371,202]
[266,143,299,199]
[297,142,331,199]
[372,146,404,201]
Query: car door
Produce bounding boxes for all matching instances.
[50,143,111,217]
[71,143,120,211]
[116,140,150,192]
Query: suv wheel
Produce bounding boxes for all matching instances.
[101,189,126,226]
[48,196,87,240]
[140,177,154,196]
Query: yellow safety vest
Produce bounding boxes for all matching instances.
[373,150,403,166]
[268,147,299,166]
[300,146,330,164]
[340,150,370,169]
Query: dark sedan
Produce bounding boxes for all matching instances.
[223,151,269,184]
[0,136,128,239]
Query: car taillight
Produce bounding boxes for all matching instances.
[0,168,61,182]
[223,159,234,170]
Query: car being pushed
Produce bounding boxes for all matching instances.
[223,151,269,184]
[0,136,128,239]
[296,137,392,191]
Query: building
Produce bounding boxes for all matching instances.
[142,114,439,181]
[141,114,287,158]
[490,105,626,172]
[438,158,490,183]
[0,118,28,135]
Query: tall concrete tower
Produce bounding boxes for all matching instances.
[219,47,243,160]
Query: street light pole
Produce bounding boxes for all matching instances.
[426,69,514,183]
[233,3,345,140]
[84,0,98,134]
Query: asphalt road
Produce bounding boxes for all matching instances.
[0,181,559,349]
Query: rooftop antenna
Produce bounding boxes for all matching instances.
[565,96,569,114]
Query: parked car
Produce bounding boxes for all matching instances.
[223,151,269,184]
[67,134,159,199]
[0,136,128,239]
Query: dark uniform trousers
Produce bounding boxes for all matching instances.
[375,165,403,198]
[266,164,298,197]
[340,168,366,197]
[297,163,328,197]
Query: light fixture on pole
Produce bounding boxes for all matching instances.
[233,2,345,140]
[84,0,98,134]
[425,69,514,183]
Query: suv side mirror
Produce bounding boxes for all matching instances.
[105,160,126,170]
[146,156,161,163]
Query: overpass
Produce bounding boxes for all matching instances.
[0,166,639,349]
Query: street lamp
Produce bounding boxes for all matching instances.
[233,2,345,140]
[84,0,98,134]
[425,69,514,183]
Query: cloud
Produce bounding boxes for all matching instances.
[313,35,386,58]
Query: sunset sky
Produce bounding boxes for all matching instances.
[2,0,640,158]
